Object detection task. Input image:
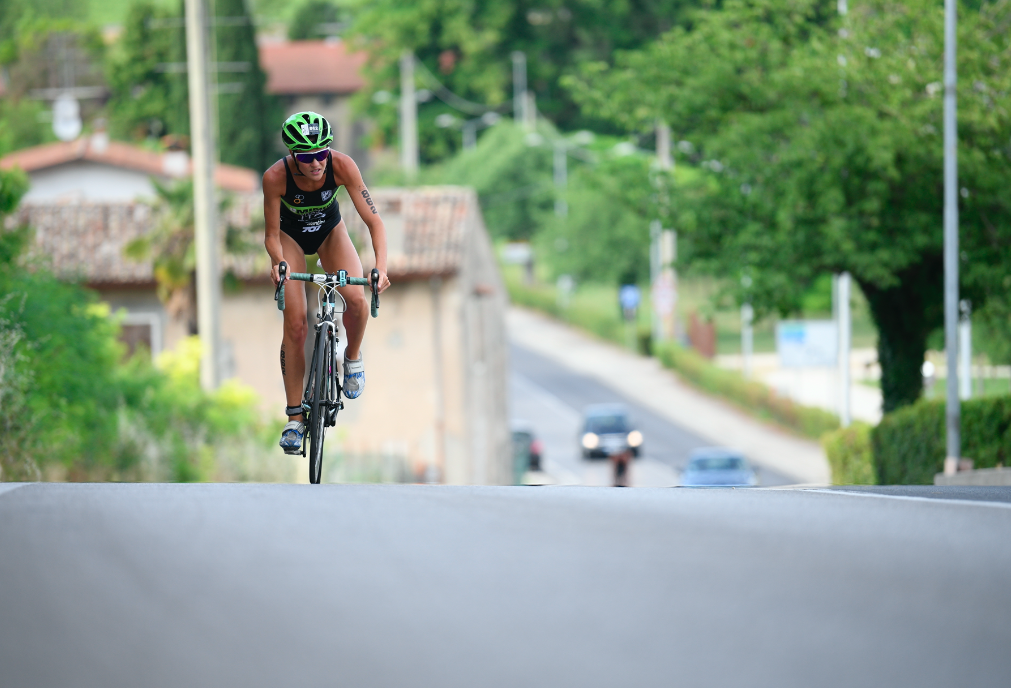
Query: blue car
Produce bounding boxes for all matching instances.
[680,449,758,487]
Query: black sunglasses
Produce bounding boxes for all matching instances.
[293,150,329,164]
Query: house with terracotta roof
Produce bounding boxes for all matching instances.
[259,39,371,165]
[0,133,259,202]
[10,184,511,486]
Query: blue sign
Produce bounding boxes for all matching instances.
[619,284,641,310]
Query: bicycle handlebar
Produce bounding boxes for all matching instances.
[274,261,380,317]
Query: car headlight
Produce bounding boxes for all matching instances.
[627,430,643,447]
[581,432,599,449]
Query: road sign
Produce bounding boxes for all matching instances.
[651,272,675,316]
[776,320,838,368]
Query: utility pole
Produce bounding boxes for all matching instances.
[511,51,527,125]
[837,272,852,427]
[656,120,672,171]
[399,51,418,180]
[741,303,754,379]
[185,0,221,390]
[524,91,537,131]
[553,140,567,217]
[650,221,661,344]
[959,300,972,400]
[943,0,960,475]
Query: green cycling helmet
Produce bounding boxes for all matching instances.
[281,111,333,152]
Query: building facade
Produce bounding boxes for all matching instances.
[2,139,510,484]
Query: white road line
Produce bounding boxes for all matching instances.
[0,483,30,498]
[803,488,1011,510]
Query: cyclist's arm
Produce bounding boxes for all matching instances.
[262,162,287,287]
[332,151,390,293]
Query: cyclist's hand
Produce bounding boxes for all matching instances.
[375,268,391,294]
[270,263,281,287]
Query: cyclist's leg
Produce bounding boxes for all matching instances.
[279,233,309,420]
[316,220,367,359]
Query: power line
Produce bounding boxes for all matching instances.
[411,57,511,117]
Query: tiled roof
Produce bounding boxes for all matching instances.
[259,40,366,95]
[11,186,479,285]
[0,136,260,193]
[14,195,267,285]
[344,187,475,279]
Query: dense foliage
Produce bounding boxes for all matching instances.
[348,0,699,163]
[105,2,190,143]
[569,0,1011,412]
[215,0,285,171]
[426,123,553,241]
[822,422,875,484]
[871,396,1011,484]
[105,0,282,171]
[0,168,282,482]
[0,14,104,157]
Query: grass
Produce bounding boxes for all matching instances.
[924,377,1011,400]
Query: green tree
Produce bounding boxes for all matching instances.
[105,1,190,141]
[107,0,282,171]
[571,0,1011,412]
[215,0,284,171]
[287,0,350,40]
[427,122,553,240]
[0,15,104,155]
[349,0,700,164]
[537,148,659,285]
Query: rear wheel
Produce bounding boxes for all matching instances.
[307,324,330,484]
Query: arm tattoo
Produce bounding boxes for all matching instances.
[361,188,378,214]
[280,344,286,377]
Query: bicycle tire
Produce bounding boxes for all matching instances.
[307,322,330,484]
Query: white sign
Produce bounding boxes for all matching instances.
[501,242,532,264]
[52,94,82,142]
[777,320,838,368]
[651,271,675,316]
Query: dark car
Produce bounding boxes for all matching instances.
[680,448,758,487]
[511,421,543,484]
[580,404,643,459]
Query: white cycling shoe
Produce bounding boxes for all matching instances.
[279,420,305,454]
[343,351,365,399]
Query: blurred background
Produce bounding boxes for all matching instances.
[1,0,1010,487]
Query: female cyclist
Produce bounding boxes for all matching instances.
[264,111,390,454]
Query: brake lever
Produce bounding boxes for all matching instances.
[370,268,380,318]
[274,261,288,310]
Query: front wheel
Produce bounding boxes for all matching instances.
[307,324,331,484]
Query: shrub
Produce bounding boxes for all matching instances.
[0,215,284,482]
[872,396,1011,484]
[655,343,840,440]
[822,422,875,485]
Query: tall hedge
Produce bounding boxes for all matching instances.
[871,397,1011,484]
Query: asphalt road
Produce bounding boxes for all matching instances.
[511,343,794,486]
[2,482,1010,688]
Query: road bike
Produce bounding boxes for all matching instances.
[274,261,380,484]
